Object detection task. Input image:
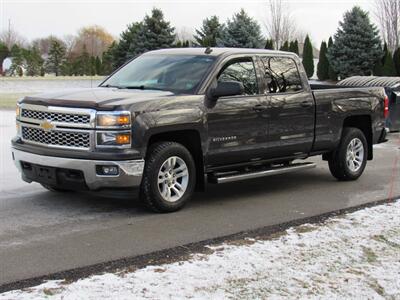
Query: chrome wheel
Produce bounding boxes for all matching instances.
[157,156,189,203]
[346,138,364,172]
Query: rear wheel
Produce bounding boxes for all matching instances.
[140,142,196,213]
[328,127,368,181]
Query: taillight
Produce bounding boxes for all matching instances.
[384,96,389,118]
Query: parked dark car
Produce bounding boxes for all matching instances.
[338,76,400,132]
[12,48,389,212]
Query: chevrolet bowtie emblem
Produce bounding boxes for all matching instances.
[40,120,55,132]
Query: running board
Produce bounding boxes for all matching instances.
[208,162,316,184]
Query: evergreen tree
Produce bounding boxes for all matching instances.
[24,46,44,76]
[46,39,66,76]
[111,8,175,68]
[95,56,102,75]
[280,41,289,51]
[112,22,142,68]
[89,56,96,76]
[9,45,24,76]
[135,8,175,53]
[302,35,314,78]
[382,42,388,64]
[78,45,91,75]
[393,47,400,76]
[373,60,384,76]
[175,40,190,48]
[264,39,274,50]
[294,40,299,55]
[382,51,397,76]
[327,37,337,81]
[217,9,263,48]
[317,41,329,81]
[327,6,382,79]
[193,16,223,47]
[0,42,9,75]
[373,43,384,76]
[289,41,299,54]
[101,42,116,75]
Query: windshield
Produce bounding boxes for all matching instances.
[101,54,216,93]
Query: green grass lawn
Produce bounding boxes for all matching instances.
[0,93,35,109]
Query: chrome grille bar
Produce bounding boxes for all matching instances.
[22,126,90,150]
[18,103,96,129]
[21,109,91,124]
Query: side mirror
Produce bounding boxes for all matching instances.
[208,81,244,101]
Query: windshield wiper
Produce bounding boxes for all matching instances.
[101,84,146,89]
[121,86,169,92]
[102,84,121,88]
[122,85,146,90]
[102,84,168,92]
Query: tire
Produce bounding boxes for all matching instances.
[140,142,196,213]
[41,184,70,192]
[328,127,368,181]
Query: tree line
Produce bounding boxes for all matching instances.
[0,25,115,77]
[1,2,400,80]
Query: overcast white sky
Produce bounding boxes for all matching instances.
[0,0,376,47]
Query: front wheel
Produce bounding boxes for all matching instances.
[328,127,368,181]
[140,142,196,213]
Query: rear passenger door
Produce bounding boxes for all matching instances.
[258,56,315,158]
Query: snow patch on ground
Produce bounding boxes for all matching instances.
[1,201,400,299]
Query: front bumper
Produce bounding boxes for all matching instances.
[11,148,145,190]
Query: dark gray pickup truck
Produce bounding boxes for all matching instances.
[12,48,389,212]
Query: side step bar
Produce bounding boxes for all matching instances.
[208,162,316,184]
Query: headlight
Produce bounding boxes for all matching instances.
[96,131,131,148]
[96,111,131,128]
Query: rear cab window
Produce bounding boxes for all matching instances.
[258,56,303,94]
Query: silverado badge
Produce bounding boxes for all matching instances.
[40,120,55,132]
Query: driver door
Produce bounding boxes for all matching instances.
[205,57,269,168]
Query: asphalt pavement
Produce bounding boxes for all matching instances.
[1,110,399,287]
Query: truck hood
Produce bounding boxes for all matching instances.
[20,87,181,111]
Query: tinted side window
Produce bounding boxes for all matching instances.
[259,57,303,93]
[218,59,258,95]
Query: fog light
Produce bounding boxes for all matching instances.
[116,133,130,145]
[97,165,119,176]
[96,132,131,147]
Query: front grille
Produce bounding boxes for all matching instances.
[22,126,90,149]
[21,109,91,124]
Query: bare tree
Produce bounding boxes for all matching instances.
[63,34,77,58]
[374,0,400,52]
[31,35,64,57]
[265,0,296,49]
[73,25,114,57]
[0,24,26,49]
[175,26,194,45]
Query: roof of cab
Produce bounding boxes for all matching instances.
[143,47,296,58]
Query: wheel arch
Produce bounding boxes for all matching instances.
[342,115,373,160]
[146,129,206,191]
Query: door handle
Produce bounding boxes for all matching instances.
[300,101,313,108]
[253,104,268,112]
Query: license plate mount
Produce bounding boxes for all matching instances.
[33,165,57,185]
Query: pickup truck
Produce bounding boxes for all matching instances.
[12,48,389,212]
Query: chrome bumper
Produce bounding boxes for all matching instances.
[11,148,144,190]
